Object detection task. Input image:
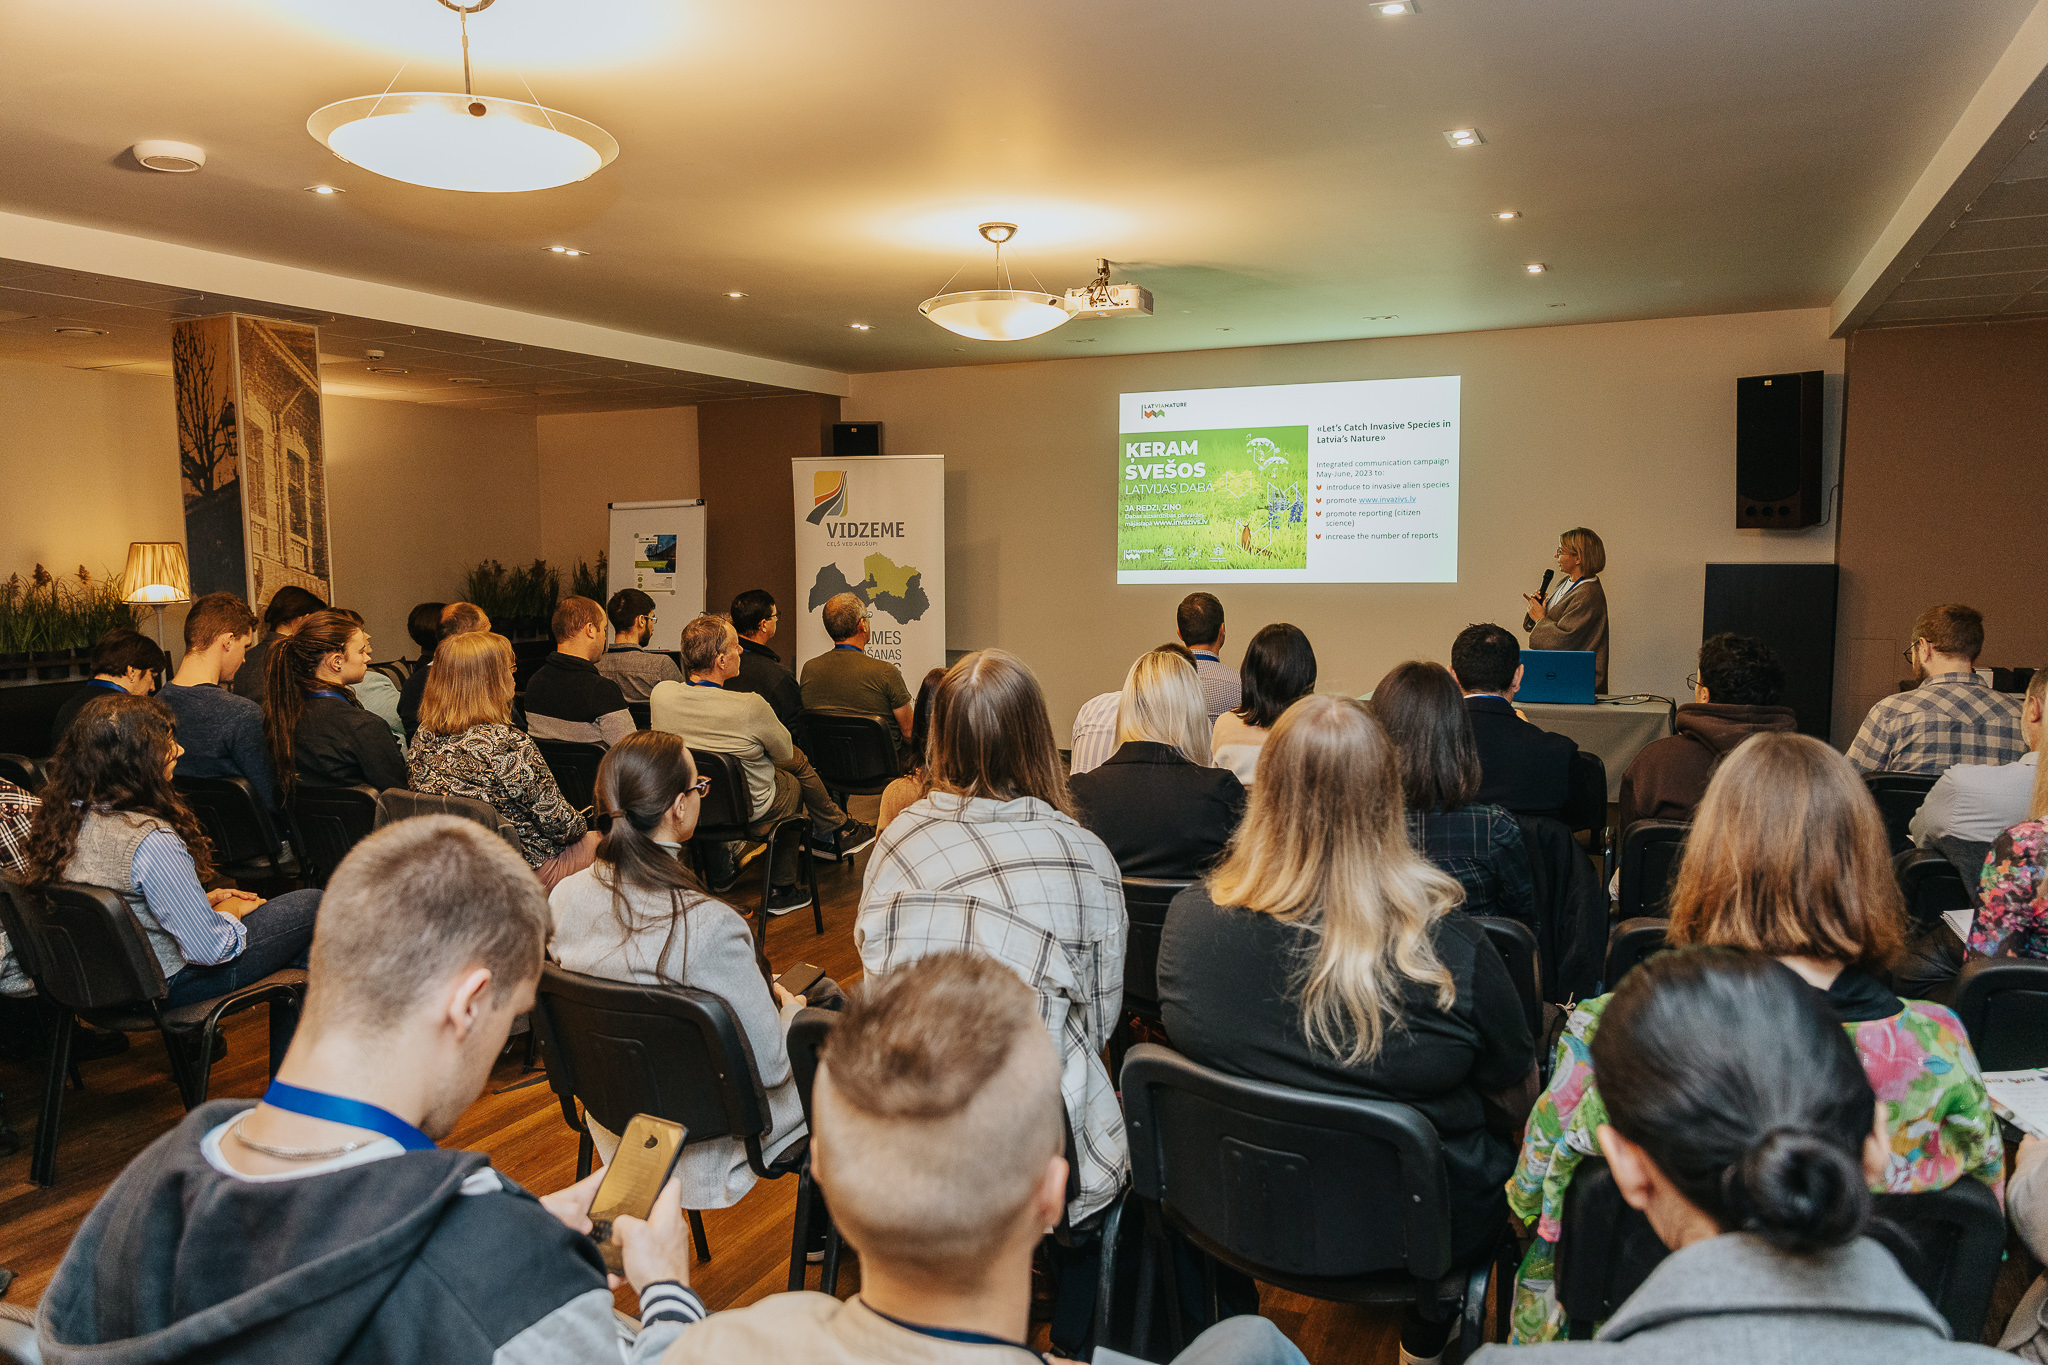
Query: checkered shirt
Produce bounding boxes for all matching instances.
[856,790,1129,1226]
[1404,803,1536,922]
[1847,673,2028,775]
[0,780,40,995]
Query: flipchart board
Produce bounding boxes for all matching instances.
[606,499,706,654]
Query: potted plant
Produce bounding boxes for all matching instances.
[0,574,26,681]
[463,559,510,628]
[572,552,607,603]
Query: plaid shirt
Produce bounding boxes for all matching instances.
[1847,673,2027,775]
[1405,803,1535,922]
[1,780,39,995]
[856,790,1128,1225]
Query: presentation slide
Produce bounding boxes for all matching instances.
[1116,376,1461,583]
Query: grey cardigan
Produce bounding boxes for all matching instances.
[1475,1232,2004,1362]
[1525,575,1609,693]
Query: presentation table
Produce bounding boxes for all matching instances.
[1518,698,1677,802]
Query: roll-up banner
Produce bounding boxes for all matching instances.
[790,454,945,687]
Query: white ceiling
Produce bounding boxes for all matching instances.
[0,0,2040,378]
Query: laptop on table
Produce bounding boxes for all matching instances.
[1518,649,1598,705]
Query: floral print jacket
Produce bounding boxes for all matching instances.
[407,723,587,867]
[1972,820,2048,957]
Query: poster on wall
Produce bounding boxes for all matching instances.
[789,454,945,687]
[607,500,706,654]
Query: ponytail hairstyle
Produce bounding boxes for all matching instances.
[24,694,215,886]
[263,609,366,800]
[590,730,711,985]
[1592,946,1876,1254]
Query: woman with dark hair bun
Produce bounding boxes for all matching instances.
[1211,623,1316,785]
[262,610,408,796]
[1483,947,1993,1361]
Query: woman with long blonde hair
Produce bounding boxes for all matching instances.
[1158,693,1535,1365]
[1069,646,1245,879]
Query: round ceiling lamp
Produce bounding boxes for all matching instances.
[919,224,1073,341]
[305,0,618,193]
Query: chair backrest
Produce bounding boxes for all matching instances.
[174,775,281,866]
[686,748,757,839]
[1932,835,1992,906]
[372,789,524,855]
[1120,1043,1454,1285]
[0,753,44,794]
[1553,1158,1667,1326]
[533,963,772,1154]
[800,709,903,794]
[1516,814,1609,1005]
[627,700,652,731]
[1470,915,1543,1039]
[786,1007,838,1124]
[534,737,605,811]
[287,784,380,887]
[1893,846,1973,931]
[1121,878,1191,1020]
[1617,820,1688,921]
[1603,918,1669,991]
[1562,749,1608,835]
[1953,958,2048,1071]
[367,660,410,689]
[0,871,167,1012]
[1863,772,1939,856]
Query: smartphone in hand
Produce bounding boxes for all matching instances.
[774,963,827,1000]
[588,1114,687,1272]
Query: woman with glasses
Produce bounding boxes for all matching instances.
[1522,526,1610,693]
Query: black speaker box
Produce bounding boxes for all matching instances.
[1702,563,1838,739]
[1735,370,1823,528]
[832,422,883,459]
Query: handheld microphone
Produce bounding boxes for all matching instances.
[1536,568,1554,600]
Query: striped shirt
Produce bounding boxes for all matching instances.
[1068,692,1120,775]
[131,829,247,966]
[1847,673,2027,775]
[856,791,1129,1226]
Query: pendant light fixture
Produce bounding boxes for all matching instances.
[918,224,1074,341]
[307,0,618,194]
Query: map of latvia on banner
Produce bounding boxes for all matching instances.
[808,552,930,624]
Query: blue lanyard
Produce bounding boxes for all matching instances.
[261,1080,437,1151]
[1190,649,1220,662]
[834,644,865,653]
[308,688,350,701]
[861,1302,1045,1360]
[87,678,127,693]
[686,679,723,688]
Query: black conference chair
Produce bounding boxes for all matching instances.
[687,749,823,940]
[1111,878,1191,1074]
[1616,820,1687,922]
[0,870,304,1186]
[1561,750,1608,837]
[175,775,299,886]
[1114,1044,1514,1361]
[1952,957,2048,1072]
[1471,915,1544,1043]
[627,701,652,731]
[1864,772,1940,856]
[373,789,525,856]
[1894,845,1974,932]
[785,1007,848,1293]
[532,964,811,1272]
[1602,918,1669,991]
[534,737,605,811]
[0,754,43,794]
[800,709,903,809]
[287,784,379,887]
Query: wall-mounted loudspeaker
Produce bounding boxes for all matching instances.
[832,422,883,459]
[1735,370,1823,528]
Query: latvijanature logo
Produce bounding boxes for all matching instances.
[807,470,847,524]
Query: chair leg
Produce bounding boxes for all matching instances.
[788,1166,815,1292]
[1131,1200,1161,1361]
[1093,1199,1124,1355]
[807,834,824,936]
[688,1208,712,1263]
[30,1007,76,1186]
[821,1223,845,1296]
[576,1128,594,1180]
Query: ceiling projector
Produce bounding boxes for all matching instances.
[1065,260,1154,318]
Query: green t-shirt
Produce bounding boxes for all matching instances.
[800,646,911,725]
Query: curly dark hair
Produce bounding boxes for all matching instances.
[24,694,215,886]
[1698,632,1784,706]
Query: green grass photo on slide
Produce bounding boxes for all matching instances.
[1118,424,1310,571]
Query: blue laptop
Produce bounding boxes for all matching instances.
[1519,650,1598,704]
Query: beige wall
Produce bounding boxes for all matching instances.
[699,395,840,637]
[847,308,1844,732]
[535,406,700,573]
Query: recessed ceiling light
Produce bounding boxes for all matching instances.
[1549,303,1568,308]
[848,323,872,330]
[448,376,490,385]
[1494,210,1520,220]
[1444,128,1484,147]
[367,366,410,374]
[54,326,108,338]
[545,246,591,257]
[1525,263,1548,274]
[304,184,346,195]
[131,140,205,173]
[1376,1,1417,13]
[1363,314,1399,321]
[723,291,747,299]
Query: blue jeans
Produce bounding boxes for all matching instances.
[165,888,321,1008]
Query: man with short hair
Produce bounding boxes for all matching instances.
[726,588,804,734]
[523,596,636,748]
[399,601,490,738]
[643,952,1303,1365]
[599,588,684,702]
[1618,633,1796,830]
[1450,622,1579,819]
[158,593,277,810]
[50,628,167,747]
[800,592,914,747]
[1914,667,2045,845]
[1178,592,1241,721]
[1849,603,2027,774]
[231,585,327,705]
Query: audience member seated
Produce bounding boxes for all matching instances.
[1372,660,1534,923]
[523,596,636,748]
[1070,647,1245,879]
[653,615,874,911]
[653,952,1305,1365]
[1451,622,1579,820]
[1160,693,1534,1365]
[1,775,40,996]
[1211,622,1316,785]
[35,816,699,1363]
[725,589,806,735]
[1617,632,1794,830]
[1999,1134,2048,1356]
[264,610,409,794]
[1847,601,2026,774]
[50,628,166,747]
[409,632,597,892]
[231,585,326,705]
[23,695,320,1011]
[1506,731,2002,1344]
[1179,591,1242,721]
[878,666,946,831]
[1069,642,1197,777]
[1483,947,1998,1363]
[1915,666,2044,846]
[1965,751,2048,959]
[550,730,839,1203]
[856,649,1128,1229]
[160,592,275,811]
[398,601,486,739]
[800,591,913,749]
[329,609,405,746]
[599,587,684,702]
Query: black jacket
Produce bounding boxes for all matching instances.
[1467,694,1578,819]
[728,636,804,737]
[398,650,432,740]
[295,693,409,791]
[231,632,280,706]
[1069,742,1246,881]
[521,653,630,742]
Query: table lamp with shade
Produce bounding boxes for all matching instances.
[122,542,191,649]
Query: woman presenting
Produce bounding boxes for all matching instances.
[1522,526,1609,692]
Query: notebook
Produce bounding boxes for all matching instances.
[1983,1069,2048,1139]
[1519,649,1598,705]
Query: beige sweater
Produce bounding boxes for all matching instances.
[659,1293,1036,1365]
